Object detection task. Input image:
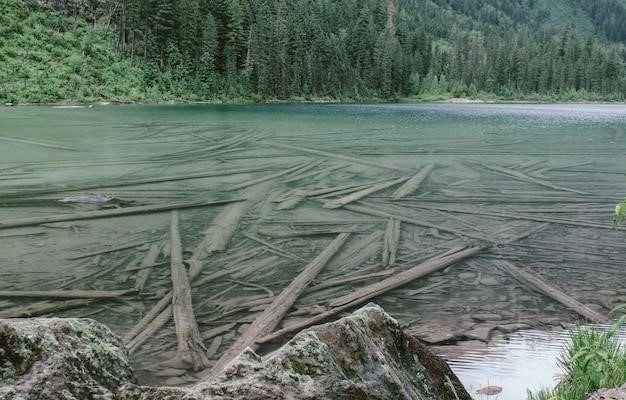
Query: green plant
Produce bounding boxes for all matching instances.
[614,201,626,228]
[527,313,626,400]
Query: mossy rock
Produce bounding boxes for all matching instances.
[0,318,134,400]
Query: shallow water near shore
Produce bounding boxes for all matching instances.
[439,325,626,400]
[0,103,625,390]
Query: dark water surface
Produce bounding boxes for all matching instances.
[1,103,626,395]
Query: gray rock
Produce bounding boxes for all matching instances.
[406,321,464,344]
[463,324,495,342]
[1,305,471,400]
[470,313,502,322]
[0,318,134,400]
[475,385,502,396]
[191,304,471,400]
[587,384,626,400]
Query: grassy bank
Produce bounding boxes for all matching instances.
[528,319,626,400]
[0,0,154,104]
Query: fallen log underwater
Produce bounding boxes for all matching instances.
[494,260,610,324]
[169,211,210,369]
[0,198,242,230]
[2,125,623,390]
[124,184,270,352]
[207,232,350,378]
[257,245,482,344]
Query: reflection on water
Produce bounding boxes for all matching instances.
[438,326,626,400]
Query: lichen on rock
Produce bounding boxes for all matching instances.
[188,303,471,400]
[1,304,471,400]
[0,318,134,400]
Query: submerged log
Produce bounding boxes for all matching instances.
[0,165,276,199]
[323,176,409,209]
[225,162,309,191]
[309,269,396,292]
[344,202,489,241]
[207,233,351,378]
[69,239,158,260]
[331,230,384,272]
[275,180,385,210]
[283,164,345,183]
[312,179,387,199]
[392,164,434,199]
[124,186,267,350]
[0,135,78,151]
[494,260,609,324]
[0,199,240,230]
[264,140,410,172]
[480,163,589,195]
[188,183,269,266]
[126,304,172,354]
[134,244,161,291]
[0,289,135,299]
[382,218,401,267]
[259,281,444,344]
[242,233,305,262]
[282,160,325,181]
[330,244,482,308]
[168,211,210,369]
[0,299,94,318]
[412,203,620,231]
[202,323,236,341]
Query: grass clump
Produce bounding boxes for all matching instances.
[528,317,626,400]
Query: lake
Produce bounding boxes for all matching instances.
[1,103,626,397]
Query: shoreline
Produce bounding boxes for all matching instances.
[3,96,626,108]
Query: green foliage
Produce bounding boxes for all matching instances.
[0,0,152,104]
[528,317,626,400]
[1,0,626,103]
[614,201,626,228]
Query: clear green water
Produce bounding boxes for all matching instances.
[1,103,626,396]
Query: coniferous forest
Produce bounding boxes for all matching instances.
[1,0,626,103]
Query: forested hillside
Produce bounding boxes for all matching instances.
[1,0,625,103]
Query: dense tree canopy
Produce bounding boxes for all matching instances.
[1,0,625,102]
[109,0,626,99]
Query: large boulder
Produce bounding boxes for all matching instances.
[1,304,471,400]
[187,303,471,400]
[0,318,134,399]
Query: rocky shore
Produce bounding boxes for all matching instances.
[0,304,471,400]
